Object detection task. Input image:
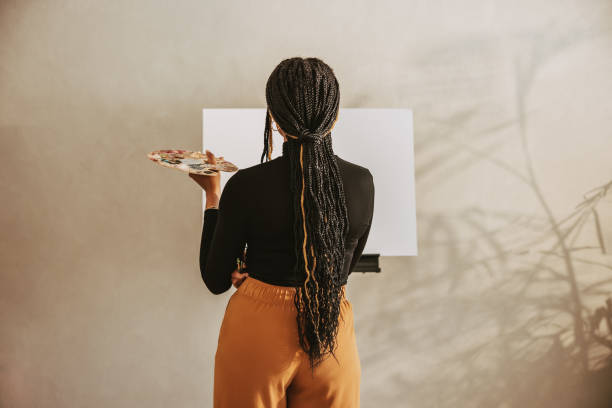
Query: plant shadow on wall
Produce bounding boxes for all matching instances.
[421,181,612,408]
[356,20,612,408]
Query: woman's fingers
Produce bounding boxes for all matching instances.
[232,270,248,278]
[231,271,249,288]
[205,150,217,165]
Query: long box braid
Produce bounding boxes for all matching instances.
[260,57,349,374]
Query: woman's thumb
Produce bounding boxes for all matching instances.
[205,149,217,164]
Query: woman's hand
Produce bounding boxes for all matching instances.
[189,150,223,207]
[231,269,249,288]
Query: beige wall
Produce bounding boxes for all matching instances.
[2,0,612,406]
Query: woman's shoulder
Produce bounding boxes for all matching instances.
[223,157,286,190]
[333,156,374,201]
[230,156,284,178]
[334,155,373,180]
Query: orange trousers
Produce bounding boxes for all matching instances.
[214,276,361,407]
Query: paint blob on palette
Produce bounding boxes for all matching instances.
[147,149,239,176]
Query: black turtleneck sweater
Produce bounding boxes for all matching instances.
[199,141,375,295]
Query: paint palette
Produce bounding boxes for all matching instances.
[147,149,239,176]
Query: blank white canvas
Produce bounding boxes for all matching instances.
[202,108,417,256]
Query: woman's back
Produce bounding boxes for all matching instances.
[200,140,374,293]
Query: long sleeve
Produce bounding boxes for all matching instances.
[348,170,375,275]
[199,170,248,295]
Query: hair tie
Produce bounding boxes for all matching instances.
[299,129,328,144]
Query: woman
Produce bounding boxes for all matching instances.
[190,57,375,407]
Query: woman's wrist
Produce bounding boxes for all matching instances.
[205,193,220,209]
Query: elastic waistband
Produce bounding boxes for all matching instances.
[236,276,347,311]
